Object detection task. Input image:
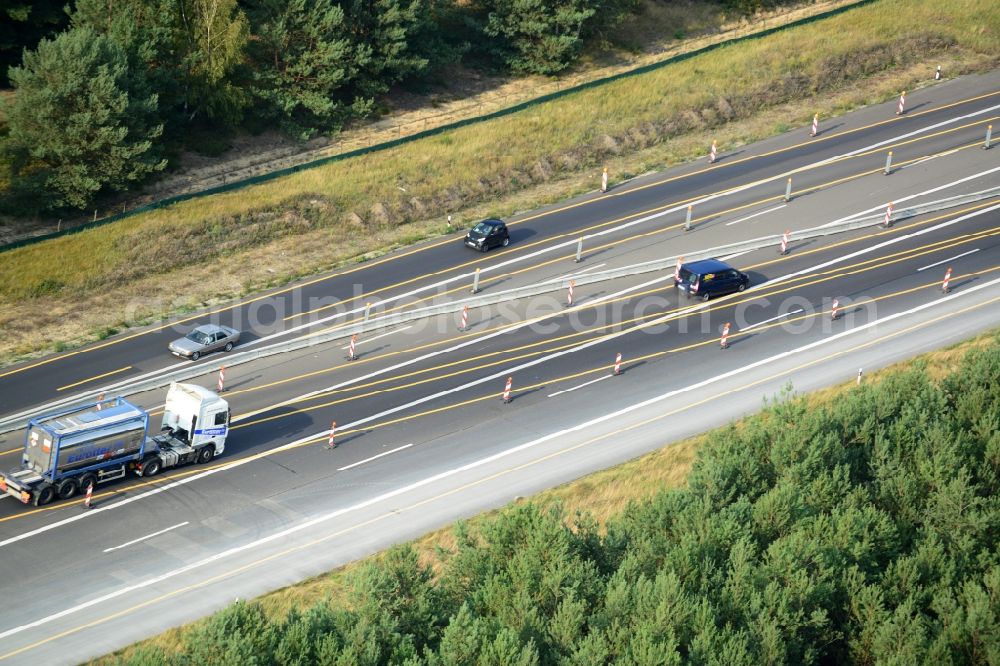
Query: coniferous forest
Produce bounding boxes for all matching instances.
[114,339,1000,665]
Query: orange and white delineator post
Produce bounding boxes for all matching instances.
[326,421,337,449]
[83,482,93,509]
[613,353,622,376]
[217,366,225,393]
[348,334,357,361]
[720,322,731,349]
[810,113,819,137]
[709,140,718,163]
[460,305,469,331]
[831,298,840,321]
[779,230,790,255]
[883,202,894,228]
[897,91,906,115]
[567,280,575,307]
[502,376,513,404]
[942,267,952,293]
[601,166,608,193]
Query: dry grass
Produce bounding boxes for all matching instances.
[88,327,999,665]
[103,0,834,205]
[2,0,999,365]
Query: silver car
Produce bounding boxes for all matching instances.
[169,324,240,360]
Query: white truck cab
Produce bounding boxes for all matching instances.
[161,382,230,454]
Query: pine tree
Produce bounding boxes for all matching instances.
[5,27,166,211]
[480,0,598,74]
[247,0,363,140]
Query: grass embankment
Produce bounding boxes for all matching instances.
[92,329,1000,664]
[1,0,998,363]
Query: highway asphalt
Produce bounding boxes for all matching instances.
[0,71,998,664]
[1,70,998,414]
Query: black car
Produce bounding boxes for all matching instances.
[464,218,510,252]
[675,258,750,301]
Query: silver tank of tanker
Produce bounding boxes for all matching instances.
[24,398,148,476]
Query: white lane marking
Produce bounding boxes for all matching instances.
[916,249,980,272]
[719,250,753,261]
[102,522,188,553]
[0,277,682,549]
[23,112,1000,421]
[234,273,677,422]
[697,105,1000,204]
[835,102,1000,157]
[4,197,999,552]
[340,326,413,350]
[740,308,804,332]
[3,277,998,643]
[337,444,413,472]
[725,204,786,226]
[6,200,999,552]
[556,263,607,280]
[900,146,962,169]
[819,165,1000,227]
[548,375,612,398]
[771,203,1000,287]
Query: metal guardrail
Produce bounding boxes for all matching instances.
[1,186,996,435]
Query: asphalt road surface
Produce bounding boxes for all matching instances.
[0,71,998,664]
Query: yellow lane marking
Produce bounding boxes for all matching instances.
[237,228,1000,429]
[197,207,1000,416]
[287,121,995,324]
[2,260,995,524]
[0,204,993,462]
[3,93,993,382]
[55,367,133,392]
[237,237,1000,430]
[294,136,993,332]
[2,291,996,662]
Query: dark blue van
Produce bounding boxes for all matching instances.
[675,258,750,301]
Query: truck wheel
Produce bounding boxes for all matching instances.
[56,478,78,499]
[197,446,215,464]
[141,459,161,477]
[34,486,55,506]
[78,474,97,494]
